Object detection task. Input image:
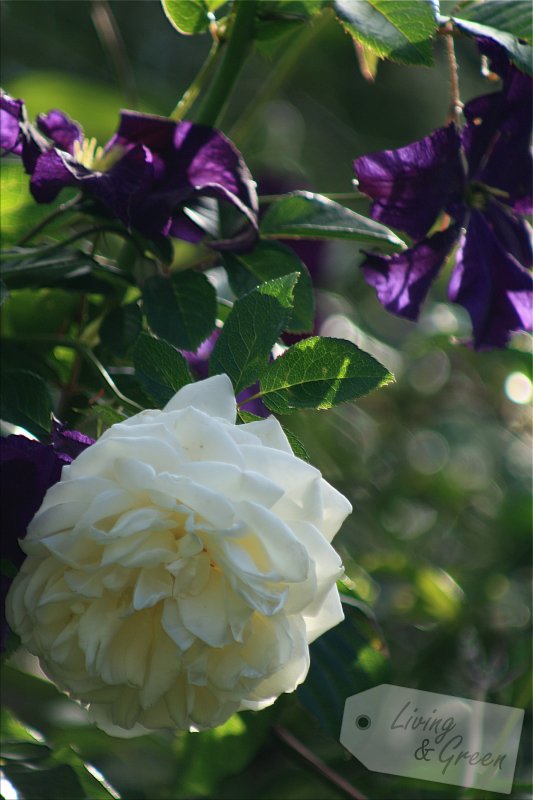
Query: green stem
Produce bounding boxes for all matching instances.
[170,39,222,121]
[15,193,83,246]
[9,336,143,411]
[193,0,257,128]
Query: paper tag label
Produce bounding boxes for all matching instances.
[340,685,524,794]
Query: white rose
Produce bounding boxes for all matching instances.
[6,375,352,736]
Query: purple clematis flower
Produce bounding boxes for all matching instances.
[0,425,93,650]
[354,40,532,349]
[0,93,258,250]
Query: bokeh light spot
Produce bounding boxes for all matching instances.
[504,372,532,404]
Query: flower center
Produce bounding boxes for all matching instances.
[465,180,510,210]
[73,138,125,172]
[73,137,104,169]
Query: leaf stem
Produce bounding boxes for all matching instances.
[273,725,368,800]
[15,193,83,246]
[193,0,257,127]
[170,38,222,121]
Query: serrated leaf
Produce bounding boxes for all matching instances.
[142,271,217,351]
[259,336,394,414]
[281,426,310,461]
[161,0,225,35]
[455,1,532,44]
[223,241,315,333]
[99,303,142,358]
[451,16,533,75]
[210,273,299,394]
[1,370,53,438]
[133,332,193,406]
[298,597,390,738]
[260,191,405,249]
[332,0,437,66]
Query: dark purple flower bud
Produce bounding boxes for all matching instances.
[354,125,464,240]
[449,211,533,349]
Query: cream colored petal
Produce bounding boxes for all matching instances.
[163,373,236,421]
[303,585,344,644]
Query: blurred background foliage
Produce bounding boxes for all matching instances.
[1,1,531,798]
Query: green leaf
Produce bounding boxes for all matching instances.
[142,271,217,351]
[99,303,142,358]
[260,191,405,248]
[210,273,299,394]
[1,370,53,438]
[454,1,532,44]
[259,336,394,414]
[1,239,133,294]
[133,332,193,406]
[298,597,390,738]
[281,426,310,461]
[223,241,315,333]
[451,16,533,75]
[161,0,226,35]
[258,0,324,19]
[332,0,437,66]
[1,708,120,800]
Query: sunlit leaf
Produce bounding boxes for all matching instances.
[332,0,437,66]
[210,273,299,394]
[223,241,315,333]
[259,336,394,414]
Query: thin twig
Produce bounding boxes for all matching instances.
[91,0,139,109]
[15,194,83,246]
[273,725,368,800]
[444,24,463,125]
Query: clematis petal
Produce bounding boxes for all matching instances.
[106,112,258,247]
[361,225,459,320]
[36,109,83,154]
[449,210,533,348]
[354,125,464,240]
[0,92,24,154]
[484,199,532,268]
[30,148,79,203]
